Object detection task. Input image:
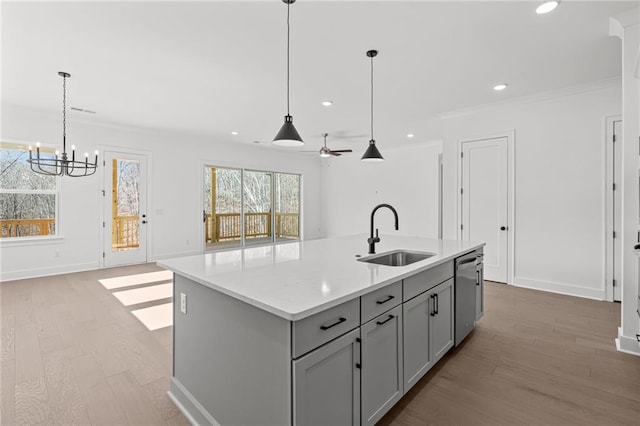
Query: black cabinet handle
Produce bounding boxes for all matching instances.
[500,226,507,231]
[476,270,481,286]
[376,295,395,305]
[429,295,435,317]
[434,293,439,315]
[320,317,346,331]
[634,244,640,250]
[376,314,395,326]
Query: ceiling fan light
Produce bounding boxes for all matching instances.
[361,140,384,162]
[273,115,304,146]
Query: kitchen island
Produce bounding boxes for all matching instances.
[159,235,484,426]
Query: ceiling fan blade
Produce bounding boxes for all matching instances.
[330,152,341,156]
[330,149,353,153]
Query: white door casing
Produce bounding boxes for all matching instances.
[103,151,148,267]
[460,136,509,283]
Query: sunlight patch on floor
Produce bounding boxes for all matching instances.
[99,270,173,290]
[131,302,173,330]
[112,283,173,306]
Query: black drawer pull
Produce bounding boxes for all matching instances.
[320,317,346,331]
[434,293,439,315]
[429,295,435,317]
[376,295,395,305]
[376,314,395,326]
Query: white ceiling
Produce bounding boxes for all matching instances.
[2,1,635,152]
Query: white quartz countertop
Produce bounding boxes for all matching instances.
[158,235,484,321]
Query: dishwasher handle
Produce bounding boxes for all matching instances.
[457,257,477,267]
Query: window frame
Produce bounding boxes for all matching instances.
[0,140,61,243]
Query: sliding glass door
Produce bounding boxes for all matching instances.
[203,166,300,251]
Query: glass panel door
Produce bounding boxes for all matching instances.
[104,151,147,267]
[243,170,273,246]
[275,173,300,242]
[204,166,242,251]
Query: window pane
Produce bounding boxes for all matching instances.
[0,193,56,238]
[275,173,300,241]
[204,166,242,250]
[112,159,140,251]
[0,145,56,190]
[243,170,273,246]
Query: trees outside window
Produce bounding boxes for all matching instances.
[0,142,58,239]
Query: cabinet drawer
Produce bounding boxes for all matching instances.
[361,281,402,324]
[403,261,453,301]
[293,298,360,358]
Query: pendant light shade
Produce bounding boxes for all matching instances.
[274,115,303,147]
[273,0,304,146]
[361,49,384,162]
[361,139,384,162]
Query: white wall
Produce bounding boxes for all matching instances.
[1,105,323,281]
[440,83,622,299]
[321,142,442,240]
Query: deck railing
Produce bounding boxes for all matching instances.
[206,212,299,243]
[0,218,55,238]
[112,215,139,250]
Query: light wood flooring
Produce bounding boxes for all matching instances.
[2,264,639,425]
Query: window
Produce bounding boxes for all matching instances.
[204,166,301,250]
[0,141,59,239]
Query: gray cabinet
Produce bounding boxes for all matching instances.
[476,257,484,321]
[361,305,403,426]
[293,328,361,426]
[402,279,454,390]
[430,278,454,363]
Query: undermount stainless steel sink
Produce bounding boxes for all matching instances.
[358,250,435,267]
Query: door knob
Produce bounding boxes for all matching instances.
[500,226,507,231]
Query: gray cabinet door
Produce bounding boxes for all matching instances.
[402,291,432,390]
[361,305,403,426]
[430,279,454,363]
[476,264,484,321]
[293,328,360,426]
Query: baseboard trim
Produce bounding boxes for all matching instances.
[169,377,220,426]
[616,327,640,356]
[512,276,605,300]
[0,262,100,282]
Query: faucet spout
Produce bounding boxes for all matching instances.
[368,203,399,254]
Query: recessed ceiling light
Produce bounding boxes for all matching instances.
[321,100,333,107]
[493,83,508,91]
[536,1,559,14]
[231,131,239,135]
[407,134,415,138]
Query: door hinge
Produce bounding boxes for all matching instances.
[612,279,616,287]
[460,188,464,195]
[461,152,464,158]
[102,189,105,196]
[102,252,105,258]
[355,363,361,369]
[103,160,106,166]
[460,224,464,231]
[613,231,616,239]
[356,337,361,343]
[102,221,105,228]
[613,183,616,191]
[613,134,616,143]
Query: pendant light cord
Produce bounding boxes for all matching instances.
[286,1,291,116]
[62,74,67,151]
[370,54,374,140]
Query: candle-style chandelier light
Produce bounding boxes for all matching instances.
[28,71,98,177]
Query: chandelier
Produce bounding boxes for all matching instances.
[28,71,98,177]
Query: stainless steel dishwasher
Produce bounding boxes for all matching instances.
[455,250,481,346]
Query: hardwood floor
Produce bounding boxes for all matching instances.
[2,266,639,425]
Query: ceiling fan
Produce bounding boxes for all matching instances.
[302,133,353,157]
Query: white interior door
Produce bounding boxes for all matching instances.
[104,151,148,267]
[461,137,508,283]
[613,119,622,301]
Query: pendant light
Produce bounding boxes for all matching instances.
[28,72,99,177]
[273,0,304,146]
[361,50,384,162]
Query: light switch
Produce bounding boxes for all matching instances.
[180,292,187,314]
